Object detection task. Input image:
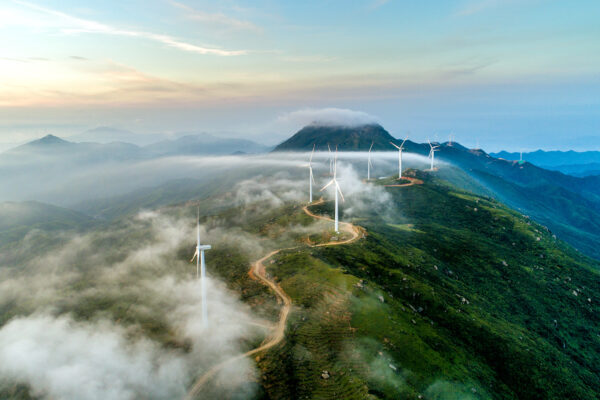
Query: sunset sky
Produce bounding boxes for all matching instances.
[1,0,599,149]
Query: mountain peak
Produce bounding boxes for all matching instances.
[38,134,67,144]
[273,123,397,151]
[25,134,72,147]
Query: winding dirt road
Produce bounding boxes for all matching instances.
[384,176,423,188]
[185,200,362,399]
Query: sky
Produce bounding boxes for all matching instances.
[0,0,599,150]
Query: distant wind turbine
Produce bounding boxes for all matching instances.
[321,147,345,233]
[390,137,408,179]
[367,142,374,180]
[307,144,316,202]
[190,207,211,327]
[428,140,440,170]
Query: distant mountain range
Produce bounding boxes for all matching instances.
[67,127,170,146]
[5,133,268,160]
[145,133,269,156]
[491,149,600,177]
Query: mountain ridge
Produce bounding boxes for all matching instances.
[273,123,399,151]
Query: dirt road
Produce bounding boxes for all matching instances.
[384,176,423,187]
[185,200,363,399]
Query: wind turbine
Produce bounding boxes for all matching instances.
[367,142,374,180]
[321,147,345,233]
[190,208,211,327]
[390,137,408,179]
[307,144,316,202]
[428,140,440,170]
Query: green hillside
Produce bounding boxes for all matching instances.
[254,170,599,399]
[0,201,93,247]
[1,169,598,400]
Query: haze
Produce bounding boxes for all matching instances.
[1,0,599,150]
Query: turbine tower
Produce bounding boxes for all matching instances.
[321,147,345,233]
[190,208,211,327]
[428,140,440,170]
[390,137,408,179]
[307,144,316,202]
[367,142,374,180]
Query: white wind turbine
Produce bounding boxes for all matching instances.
[321,147,345,233]
[390,137,408,179]
[367,141,374,180]
[428,140,440,170]
[307,144,316,202]
[190,208,211,327]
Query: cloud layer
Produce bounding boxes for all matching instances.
[275,108,380,131]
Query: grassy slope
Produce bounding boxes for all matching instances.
[0,201,94,248]
[259,171,600,399]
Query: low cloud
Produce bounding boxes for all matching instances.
[0,210,264,399]
[274,108,380,132]
[0,313,189,400]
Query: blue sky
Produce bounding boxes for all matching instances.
[0,0,598,150]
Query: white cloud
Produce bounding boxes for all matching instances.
[171,1,262,34]
[11,0,246,56]
[0,211,264,399]
[0,313,189,400]
[274,108,380,133]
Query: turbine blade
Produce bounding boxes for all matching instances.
[309,144,315,163]
[321,179,335,191]
[401,136,408,148]
[390,141,401,150]
[336,182,345,202]
[369,142,374,152]
[334,146,338,176]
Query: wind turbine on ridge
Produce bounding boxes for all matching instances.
[367,141,374,180]
[307,144,316,202]
[190,207,211,328]
[428,140,440,171]
[390,136,408,179]
[321,147,345,233]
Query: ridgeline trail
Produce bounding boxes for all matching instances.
[383,176,424,187]
[185,198,363,399]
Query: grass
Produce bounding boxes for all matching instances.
[254,170,599,399]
